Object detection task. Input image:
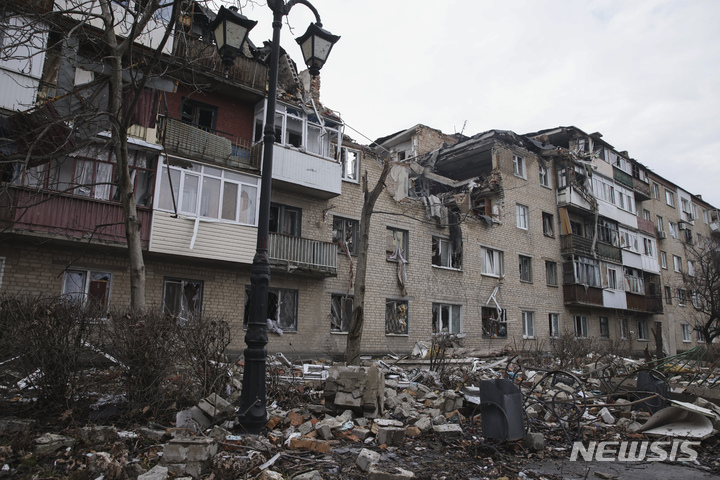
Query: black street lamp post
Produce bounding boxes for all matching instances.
[213,0,339,435]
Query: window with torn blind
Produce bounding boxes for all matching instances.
[244,286,298,332]
[333,217,359,255]
[542,212,554,237]
[63,270,112,313]
[546,261,558,286]
[385,299,409,335]
[386,227,409,261]
[519,255,532,282]
[330,294,353,333]
[432,236,461,269]
[573,315,588,338]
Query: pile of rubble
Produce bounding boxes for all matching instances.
[2,353,720,479]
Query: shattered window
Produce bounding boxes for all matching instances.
[665,189,675,207]
[573,256,600,287]
[330,294,353,333]
[482,307,507,338]
[386,227,409,261]
[545,261,557,286]
[243,286,298,332]
[549,313,560,338]
[669,222,678,239]
[542,212,554,237]
[63,270,112,312]
[653,183,660,199]
[516,204,529,230]
[660,251,667,269]
[573,315,588,338]
[270,203,302,237]
[335,146,360,182]
[673,255,682,272]
[539,165,550,187]
[620,318,628,339]
[385,299,409,335]
[333,216,359,255]
[665,286,672,305]
[432,236,461,269]
[519,255,532,282]
[599,317,609,338]
[696,328,705,343]
[522,311,535,339]
[677,288,686,306]
[163,278,203,324]
[432,303,461,334]
[637,320,649,341]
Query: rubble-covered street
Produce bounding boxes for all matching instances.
[3,345,720,480]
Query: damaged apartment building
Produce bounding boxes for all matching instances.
[1,2,719,359]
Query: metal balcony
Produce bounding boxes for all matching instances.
[268,233,337,277]
[563,284,604,307]
[157,116,260,171]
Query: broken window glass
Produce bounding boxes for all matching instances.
[333,216,359,255]
[386,227,408,260]
[62,270,112,312]
[243,286,298,332]
[542,212,554,237]
[432,303,461,334]
[330,294,353,333]
[163,278,203,324]
[432,236,461,269]
[385,299,408,335]
[482,307,507,338]
[519,255,532,282]
[270,203,302,237]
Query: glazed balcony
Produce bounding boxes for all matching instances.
[157,116,261,171]
[0,187,151,247]
[563,284,603,307]
[268,233,337,277]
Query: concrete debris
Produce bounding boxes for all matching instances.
[34,433,76,455]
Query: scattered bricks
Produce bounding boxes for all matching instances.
[432,424,463,437]
[138,465,169,480]
[315,424,333,440]
[600,407,616,425]
[415,384,432,401]
[414,416,432,433]
[344,434,361,442]
[266,416,282,430]
[288,411,304,427]
[406,426,421,437]
[267,431,284,445]
[356,448,381,472]
[371,418,403,434]
[376,427,406,447]
[523,433,545,452]
[289,437,331,454]
[368,465,416,479]
[35,433,76,455]
[340,410,355,422]
[299,420,315,436]
[352,427,371,440]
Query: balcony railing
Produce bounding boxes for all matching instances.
[0,187,151,248]
[561,234,594,256]
[173,36,267,91]
[268,233,337,276]
[597,242,622,263]
[632,177,652,200]
[157,116,260,170]
[636,217,656,236]
[563,284,603,306]
[613,166,634,188]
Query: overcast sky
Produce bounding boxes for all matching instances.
[238,0,720,207]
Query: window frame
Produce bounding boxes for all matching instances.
[539,164,551,188]
[681,324,692,342]
[620,318,628,339]
[673,255,682,273]
[660,251,667,269]
[244,286,299,332]
[386,227,409,261]
[516,204,529,230]
[334,145,360,182]
[432,236,462,270]
[549,313,560,338]
[542,212,554,237]
[574,315,588,338]
[270,203,302,237]
[330,293,353,333]
[545,260,558,286]
[385,299,409,335]
[665,189,675,207]
[482,307,507,338]
[522,311,535,339]
[432,303,462,335]
[637,319,649,341]
[513,155,526,179]
[519,255,532,283]
[62,269,113,313]
[599,316,609,338]
[163,277,203,323]
[481,247,504,277]
[665,285,672,305]
[333,216,360,255]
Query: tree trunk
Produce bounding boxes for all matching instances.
[346,161,391,365]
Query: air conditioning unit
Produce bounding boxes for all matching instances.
[657,231,667,239]
[679,222,687,231]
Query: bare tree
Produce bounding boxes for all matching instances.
[682,237,720,343]
[345,159,391,365]
[1,0,182,308]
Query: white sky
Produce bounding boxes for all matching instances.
[238,0,720,207]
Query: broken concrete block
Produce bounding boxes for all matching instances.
[432,415,447,426]
[324,366,385,417]
[289,437,331,454]
[414,416,432,432]
[298,420,314,436]
[138,426,166,442]
[0,417,36,434]
[371,418,403,434]
[176,407,210,433]
[162,436,218,463]
[406,426,421,437]
[138,465,169,480]
[523,433,545,452]
[352,427,372,440]
[599,407,616,425]
[432,424,463,436]
[78,425,118,444]
[35,433,76,455]
[293,470,324,480]
[356,448,381,472]
[377,427,406,446]
[415,384,432,401]
[315,423,332,440]
[368,464,416,479]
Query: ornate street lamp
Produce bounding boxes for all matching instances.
[210,6,258,68]
[213,0,339,435]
